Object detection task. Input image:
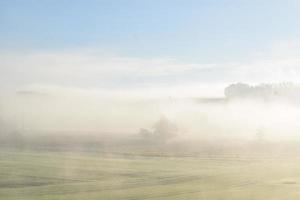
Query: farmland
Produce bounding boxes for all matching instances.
[1,149,300,200]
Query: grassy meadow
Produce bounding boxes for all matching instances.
[1,149,300,200]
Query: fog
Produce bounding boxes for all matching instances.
[1,83,300,147]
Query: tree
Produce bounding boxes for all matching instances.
[224,83,251,98]
[138,116,178,144]
[152,116,177,142]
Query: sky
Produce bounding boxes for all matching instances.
[2,0,300,136]
[1,0,300,97]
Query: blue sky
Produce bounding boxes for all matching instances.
[1,0,300,96]
[1,0,299,61]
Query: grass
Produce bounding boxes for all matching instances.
[1,149,300,200]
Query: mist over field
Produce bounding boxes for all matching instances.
[3,1,300,199]
[1,82,300,153]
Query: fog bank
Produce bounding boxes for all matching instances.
[1,83,300,143]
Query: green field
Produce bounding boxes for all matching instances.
[1,150,300,200]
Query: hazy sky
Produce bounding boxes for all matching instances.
[2,0,300,136]
[1,0,300,96]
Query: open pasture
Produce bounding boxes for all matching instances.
[1,150,300,200]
